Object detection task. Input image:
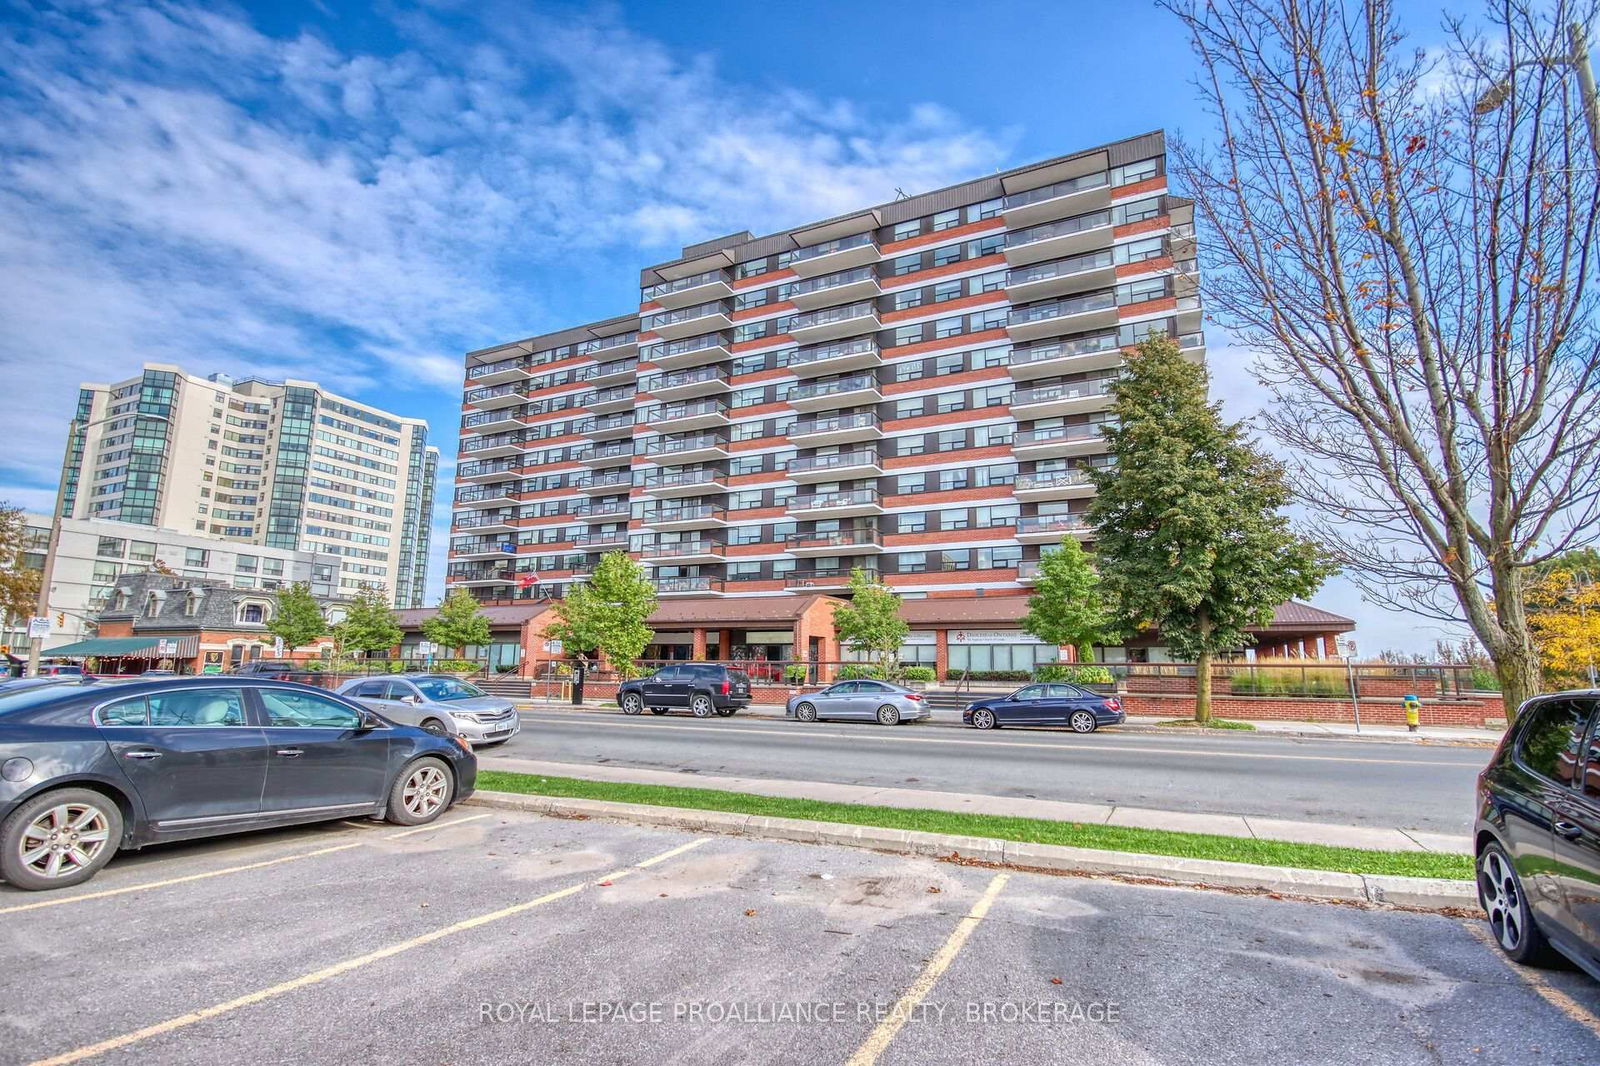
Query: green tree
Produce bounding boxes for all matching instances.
[0,502,41,629]
[545,551,656,679]
[332,585,403,658]
[1021,537,1112,663]
[422,587,492,656]
[266,582,326,652]
[1089,337,1334,723]
[831,567,910,680]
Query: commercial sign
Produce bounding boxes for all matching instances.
[27,617,51,638]
[948,630,1047,646]
[156,639,179,656]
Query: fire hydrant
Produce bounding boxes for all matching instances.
[1402,694,1421,733]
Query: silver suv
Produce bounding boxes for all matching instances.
[336,674,521,747]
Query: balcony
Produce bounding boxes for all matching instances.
[785,565,879,591]
[1004,210,1114,267]
[787,266,882,311]
[640,432,728,464]
[642,365,730,401]
[466,356,529,387]
[576,469,634,494]
[1002,170,1112,228]
[648,397,729,432]
[787,449,883,483]
[580,440,635,467]
[461,408,523,435]
[578,332,639,359]
[1014,468,1099,501]
[583,384,637,413]
[788,486,884,519]
[1013,424,1109,460]
[642,502,727,531]
[642,300,734,341]
[457,459,521,484]
[573,529,630,549]
[453,512,518,534]
[786,336,882,377]
[576,358,638,386]
[575,499,631,523]
[642,538,726,564]
[655,576,725,596]
[1009,334,1124,380]
[1017,559,1042,583]
[458,432,524,460]
[1007,291,1119,343]
[1005,249,1117,303]
[1015,513,1095,543]
[643,333,731,372]
[582,412,635,440]
[784,527,884,556]
[450,538,517,561]
[454,485,517,510]
[787,372,881,412]
[464,382,525,410]
[1010,377,1117,418]
[782,302,880,346]
[789,411,882,447]
[642,468,729,498]
[643,268,733,311]
[788,232,880,278]
[447,567,514,587]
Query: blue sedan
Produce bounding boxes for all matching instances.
[962,682,1124,733]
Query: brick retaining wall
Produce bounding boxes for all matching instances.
[1120,692,1503,727]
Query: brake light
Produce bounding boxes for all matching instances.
[720,680,730,695]
[1107,698,1121,711]
[906,693,925,701]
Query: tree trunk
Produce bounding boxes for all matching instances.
[1194,648,1213,725]
[1487,561,1544,718]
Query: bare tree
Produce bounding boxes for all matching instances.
[1164,0,1600,710]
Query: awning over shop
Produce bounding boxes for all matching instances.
[45,636,199,659]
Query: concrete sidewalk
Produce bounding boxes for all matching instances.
[476,753,1472,855]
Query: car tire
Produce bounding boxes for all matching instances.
[649,708,668,715]
[877,704,901,726]
[385,758,454,827]
[0,787,123,891]
[691,694,716,718]
[1069,711,1098,734]
[715,707,736,717]
[1477,840,1561,967]
[971,708,997,730]
[621,694,644,715]
[796,702,818,723]
[419,718,449,736]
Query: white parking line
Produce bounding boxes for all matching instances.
[27,837,713,1066]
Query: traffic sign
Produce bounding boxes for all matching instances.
[156,639,178,656]
[27,617,50,638]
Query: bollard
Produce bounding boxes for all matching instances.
[1402,693,1421,733]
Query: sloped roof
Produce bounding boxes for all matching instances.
[395,604,553,629]
[648,595,840,628]
[1263,601,1356,629]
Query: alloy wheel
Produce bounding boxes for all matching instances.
[972,709,995,730]
[18,803,111,882]
[622,694,644,715]
[796,703,817,723]
[692,696,714,718]
[1480,848,1526,952]
[402,765,449,819]
[877,705,901,726]
[1070,711,1097,734]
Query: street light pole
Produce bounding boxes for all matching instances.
[1475,19,1600,173]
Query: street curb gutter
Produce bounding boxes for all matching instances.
[463,790,1479,913]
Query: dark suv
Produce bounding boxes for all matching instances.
[1474,690,1600,980]
[617,664,752,718]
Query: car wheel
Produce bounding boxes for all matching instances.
[971,708,997,730]
[621,693,644,715]
[386,758,454,826]
[1477,841,1561,966]
[877,704,901,726]
[0,788,123,891]
[649,708,668,715]
[716,707,736,717]
[796,702,818,723]
[691,694,716,718]
[419,718,449,736]
[1069,711,1098,734]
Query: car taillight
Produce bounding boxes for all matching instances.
[906,693,925,701]
[1107,698,1121,711]
[720,680,730,695]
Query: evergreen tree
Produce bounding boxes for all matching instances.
[422,587,492,656]
[1021,536,1112,663]
[546,551,656,679]
[1088,337,1333,722]
[266,582,326,652]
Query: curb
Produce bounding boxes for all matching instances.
[463,790,1479,912]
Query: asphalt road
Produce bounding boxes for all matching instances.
[2,808,1595,1066]
[498,710,1492,835]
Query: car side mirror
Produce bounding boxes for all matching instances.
[356,709,384,731]
[401,695,421,705]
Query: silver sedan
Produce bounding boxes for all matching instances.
[785,680,931,725]
[336,674,521,746]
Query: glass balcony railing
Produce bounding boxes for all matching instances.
[646,503,726,524]
[786,266,878,298]
[787,450,881,476]
[642,365,728,393]
[791,412,879,436]
[454,513,518,531]
[1010,332,1121,367]
[642,301,730,333]
[642,433,726,457]
[787,373,879,403]
[643,468,726,492]
[575,358,638,381]
[790,488,881,511]
[1011,378,1117,406]
[1005,249,1114,288]
[1014,424,1108,448]
[576,501,630,519]
[583,384,636,407]
[786,336,879,369]
[459,433,523,454]
[450,538,514,555]
[577,332,638,355]
[454,487,514,505]
[1009,290,1116,327]
[573,529,629,547]
[643,269,730,302]
[578,470,633,491]
[791,566,879,584]
[1002,170,1109,210]
[785,528,882,550]
[655,576,723,594]
[457,459,519,479]
[1014,469,1097,492]
[644,539,724,559]
[1016,514,1094,536]
[464,382,523,404]
[782,302,877,334]
[582,413,635,434]
[1005,209,1113,249]
[467,357,524,379]
[651,398,727,422]
[583,441,635,462]
[641,333,728,364]
[790,231,875,263]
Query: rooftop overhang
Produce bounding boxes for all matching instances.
[1001,151,1108,196]
[650,249,738,283]
[788,209,882,247]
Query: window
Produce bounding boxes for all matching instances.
[98,696,148,726]
[932,244,962,267]
[893,325,923,347]
[238,602,267,624]
[931,209,961,232]
[936,392,965,414]
[899,512,927,534]
[128,541,156,564]
[353,680,390,698]
[259,689,362,729]
[889,253,922,276]
[892,289,925,311]
[894,398,924,420]
[1517,698,1590,785]
[236,555,258,574]
[896,552,927,573]
[1015,685,1047,701]
[185,548,210,568]
[939,469,969,491]
[936,429,966,452]
[896,473,926,495]
[935,353,964,376]
[892,220,922,241]
[934,280,963,303]
[96,536,125,558]
[969,198,1003,221]
[148,688,247,728]
[940,509,970,531]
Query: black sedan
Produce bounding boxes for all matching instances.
[962,682,1124,732]
[0,677,475,891]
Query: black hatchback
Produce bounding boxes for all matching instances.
[1474,690,1600,980]
[0,677,476,891]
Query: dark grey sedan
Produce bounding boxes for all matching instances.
[786,680,931,725]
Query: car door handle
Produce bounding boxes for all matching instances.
[275,748,305,758]
[122,750,162,760]
[1555,820,1584,840]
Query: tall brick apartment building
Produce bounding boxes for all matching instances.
[447,130,1351,675]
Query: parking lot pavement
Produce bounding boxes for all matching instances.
[2,810,1597,1066]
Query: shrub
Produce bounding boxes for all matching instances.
[432,659,478,674]
[1469,666,1501,692]
[836,663,884,681]
[945,669,1031,683]
[784,664,809,684]
[1228,668,1347,697]
[900,666,936,683]
[1033,664,1115,685]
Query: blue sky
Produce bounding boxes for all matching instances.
[0,0,1465,653]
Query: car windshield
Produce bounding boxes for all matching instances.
[413,678,486,702]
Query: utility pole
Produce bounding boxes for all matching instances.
[1476,19,1600,173]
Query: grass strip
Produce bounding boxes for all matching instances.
[476,769,1473,880]
[1153,718,1257,730]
